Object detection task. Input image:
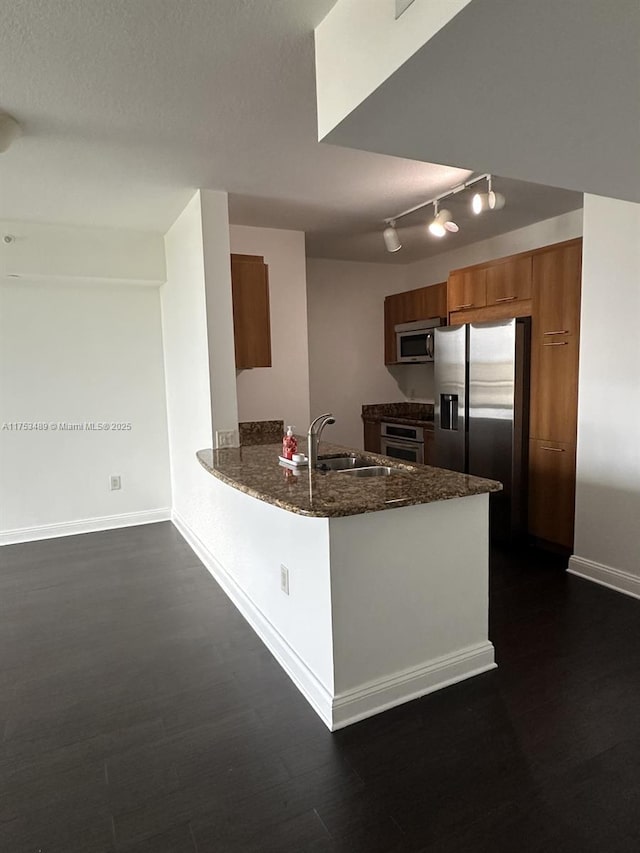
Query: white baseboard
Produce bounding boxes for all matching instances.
[172,511,496,731]
[171,511,336,729]
[568,556,640,600]
[0,508,172,546]
[332,643,496,730]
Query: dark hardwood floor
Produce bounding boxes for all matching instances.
[1,522,639,852]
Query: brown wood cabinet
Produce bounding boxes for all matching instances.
[528,438,577,549]
[384,282,446,364]
[528,240,582,549]
[363,420,381,454]
[486,256,532,306]
[382,238,582,551]
[447,268,487,313]
[424,430,434,466]
[529,242,582,443]
[231,253,272,369]
[530,337,580,443]
[533,243,582,339]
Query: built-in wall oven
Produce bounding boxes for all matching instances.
[380,422,424,464]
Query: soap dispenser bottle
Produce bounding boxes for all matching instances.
[282,426,297,460]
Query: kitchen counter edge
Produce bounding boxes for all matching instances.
[196,442,501,519]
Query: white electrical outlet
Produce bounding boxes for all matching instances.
[110,475,122,491]
[280,564,290,596]
[216,429,238,448]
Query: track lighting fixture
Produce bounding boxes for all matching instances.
[383,221,402,253]
[471,176,505,214]
[0,110,21,153]
[428,202,458,238]
[382,173,505,253]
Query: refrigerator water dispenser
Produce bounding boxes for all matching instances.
[440,394,459,431]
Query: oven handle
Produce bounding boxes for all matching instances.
[381,422,424,442]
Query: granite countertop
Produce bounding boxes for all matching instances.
[362,402,434,429]
[196,439,501,519]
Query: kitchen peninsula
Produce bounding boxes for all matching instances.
[189,439,501,730]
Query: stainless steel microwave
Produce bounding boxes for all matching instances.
[395,318,442,363]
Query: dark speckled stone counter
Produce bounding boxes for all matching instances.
[361,402,434,429]
[196,439,501,518]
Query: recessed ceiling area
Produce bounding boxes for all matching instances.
[0,0,581,264]
[231,175,582,264]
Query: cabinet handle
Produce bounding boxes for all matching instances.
[453,303,474,310]
[543,341,568,347]
[541,446,565,452]
[543,330,569,336]
[495,296,517,302]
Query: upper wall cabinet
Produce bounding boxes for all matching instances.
[447,268,487,313]
[231,253,272,369]
[384,282,446,364]
[486,256,532,306]
[532,243,582,339]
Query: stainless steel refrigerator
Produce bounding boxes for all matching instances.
[433,318,531,541]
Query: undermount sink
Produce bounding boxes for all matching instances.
[316,454,369,471]
[337,466,396,478]
[316,455,399,477]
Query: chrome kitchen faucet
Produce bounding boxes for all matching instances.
[307,413,335,468]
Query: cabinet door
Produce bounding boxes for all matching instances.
[384,294,403,364]
[486,256,532,306]
[413,282,447,320]
[423,430,434,466]
[529,241,582,443]
[530,336,580,442]
[231,254,272,369]
[528,438,576,548]
[385,283,447,364]
[533,243,582,338]
[363,420,381,454]
[448,269,487,313]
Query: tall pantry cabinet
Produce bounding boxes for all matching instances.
[528,241,582,549]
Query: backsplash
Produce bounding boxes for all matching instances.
[362,402,434,421]
[388,363,435,404]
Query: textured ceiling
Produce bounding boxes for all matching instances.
[0,0,581,262]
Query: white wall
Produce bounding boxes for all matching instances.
[202,192,239,439]
[0,276,171,541]
[306,210,583,450]
[0,220,165,283]
[315,0,472,139]
[306,258,409,449]
[163,192,213,533]
[162,190,241,548]
[230,225,310,432]
[570,195,640,596]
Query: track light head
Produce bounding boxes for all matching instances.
[443,212,459,233]
[471,192,487,214]
[428,204,457,238]
[472,176,506,215]
[383,221,402,253]
[488,191,506,211]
